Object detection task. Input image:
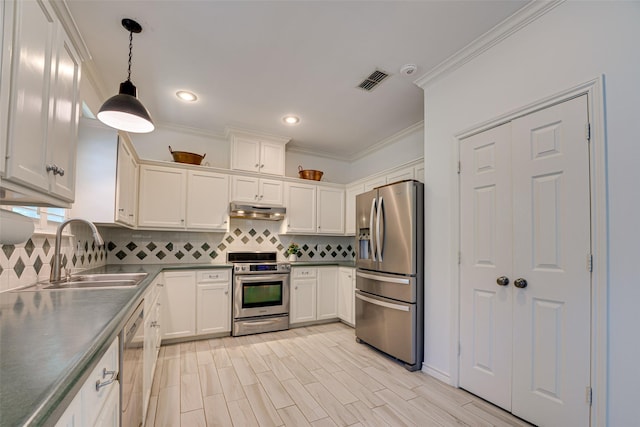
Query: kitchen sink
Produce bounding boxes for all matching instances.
[16,272,148,291]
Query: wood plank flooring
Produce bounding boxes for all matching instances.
[146,323,532,427]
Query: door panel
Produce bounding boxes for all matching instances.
[460,95,591,426]
[460,123,513,410]
[511,95,591,426]
[377,181,418,275]
[355,190,377,270]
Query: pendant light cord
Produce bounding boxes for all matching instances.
[127,30,133,82]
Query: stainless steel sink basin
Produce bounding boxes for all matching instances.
[68,273,148,283]
[16,272,148,291]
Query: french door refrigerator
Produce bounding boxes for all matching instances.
[355,179,424,371]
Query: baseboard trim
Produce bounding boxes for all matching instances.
[422,363,452,385]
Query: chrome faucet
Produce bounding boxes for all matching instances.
[50,218,105,282]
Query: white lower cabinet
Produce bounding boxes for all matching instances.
[196,270,231,334]
[290,267,338,325]
[161,269,232,340]
[143,276,163,424]
[161,271,197,339]
[338,267,355,326]
[55,337,120,427]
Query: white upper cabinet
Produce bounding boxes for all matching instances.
[344,183,363,235]
[229,129,290,176]
[317,186,344,234]
[230,175,283,205]
[138,165,187,229]
[2,0,81,203]
[284,182,344,235]
[138,164,229,231]
[363,176,386,192]
[385,165,414,185]
[115,139,138,226]
[284,182,317,234]
[186,170,229,230]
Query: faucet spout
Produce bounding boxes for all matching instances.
[50,218,104,283]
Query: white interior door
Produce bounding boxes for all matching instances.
[459,95,591,427]
[459,122,513,410]
[510,95,591,426]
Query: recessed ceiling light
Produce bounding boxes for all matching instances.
[283,115,300,125]
[176,90,197,102]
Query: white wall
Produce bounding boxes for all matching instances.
[129,126,230,169]
[285,150,351,183]
[420,2,639,425]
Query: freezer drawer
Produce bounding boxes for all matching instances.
[356,270,416,303]
[355,290,419,369]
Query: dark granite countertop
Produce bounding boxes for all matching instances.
[0,263,231,426]
[289,260,356,268]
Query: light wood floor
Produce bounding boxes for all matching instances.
[145,322,532,427]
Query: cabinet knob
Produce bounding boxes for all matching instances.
[118,208,125,212]
[56,167,65,177]
[295,286,298,290]
[224,290,228,295]
[255,163,259,168]
[260,164,264,168]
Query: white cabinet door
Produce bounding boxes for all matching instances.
[290,278,316,324]
[345,184,363,235]
[47,34,80,200]
[231,175,282,205]
[231,175,260,203]
[161,271,196,339]
[55,392,82,427]
[187,170,229,230]
[115,140,137,226]
[259,140,285,175]
[317,267,338,320]
[197,283,231,334]
[5,0,56,193]
[259,178,283,205]
[93,384,119,427]
[338,267,354,326]
[385,166,414,185]
[230,136,261,173]
[138,165,186,228]
[0,0,12,176]
[284,182,316,233]
[317,187,344,234]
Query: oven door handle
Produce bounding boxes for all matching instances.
[240,318,281,326]
[236,274,287,283]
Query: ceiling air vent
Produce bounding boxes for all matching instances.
[357,69,390,92]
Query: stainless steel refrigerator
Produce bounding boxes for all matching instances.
[355,179,424,371]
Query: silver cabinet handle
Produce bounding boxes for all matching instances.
[95,368,117,391]
[356,293,409,312]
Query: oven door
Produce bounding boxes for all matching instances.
[233,273,290,318]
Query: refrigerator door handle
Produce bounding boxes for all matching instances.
[377,196,384,262]
[356,292,410,312]
[356,271,411,285]
[369,197,377,261]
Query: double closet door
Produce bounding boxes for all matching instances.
[459,95,591,426]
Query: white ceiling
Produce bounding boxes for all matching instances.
[67,0,529,159]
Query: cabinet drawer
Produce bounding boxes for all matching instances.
[197,269,230,283]
[82,337,119,426]
[293,267,316,278]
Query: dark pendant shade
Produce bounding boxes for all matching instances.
[97,80,154,133]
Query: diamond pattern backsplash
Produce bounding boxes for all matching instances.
[102,220,355,265]
[1,219,355,291]
[0,223,107,292]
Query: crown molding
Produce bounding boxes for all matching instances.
[50,0,92,61]
[285,144,351,161]
[414,0,564,89]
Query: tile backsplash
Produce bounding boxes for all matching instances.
[103,219,355,265]
[0,219,355,291]
[0,223,108,292]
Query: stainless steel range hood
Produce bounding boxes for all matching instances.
[229,202,286,221]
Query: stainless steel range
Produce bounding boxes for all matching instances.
[229,252,291,336]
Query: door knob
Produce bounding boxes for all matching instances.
[496,276,509,286]
[514,278,528,289]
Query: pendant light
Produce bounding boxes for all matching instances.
[97,18,154,133]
